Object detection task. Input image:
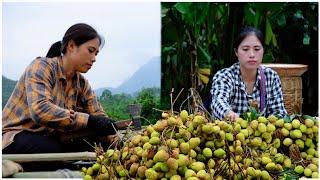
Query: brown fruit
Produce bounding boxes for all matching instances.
[167,158,179,170]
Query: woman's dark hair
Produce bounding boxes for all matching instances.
[46,23,105,58]
[234,27,264,50]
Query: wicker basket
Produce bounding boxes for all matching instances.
[263,64,308,115]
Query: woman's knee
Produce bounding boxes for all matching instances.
[7,131,62,154]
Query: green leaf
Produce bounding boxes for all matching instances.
[243,3,261,27]
[265,17,278,47]
[197,45,211,68]
[283,115,292,123]
[194,3,209,25]
[212,33,218,46]
[162,46,176,53]
[162,17,179,44]
[216,4,224,20]
[172,54,178,67]
[165,55,170,64]
[174,2,192,14]
[241,107,261,122]
[284,176,299,180]
[254,10,261,28]
[279,167,300,180]
[265,18,273,45]
[294,9,304,19]
[241,112,250,121]
[303,33,310,45]
[272,34,278,47]
[161,8,169,18]
[175,3,194,24]
[262,49,274,63]
[277,14,286,27]
[161,2,176,9]
[302,115,316,121]
[243,6,255,26]
[174,2,209,25]
[255,3,284,11]
[290,114,298,120]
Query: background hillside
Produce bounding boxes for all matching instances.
[2,76,17,108]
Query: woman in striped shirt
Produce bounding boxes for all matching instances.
[210,27,287,121]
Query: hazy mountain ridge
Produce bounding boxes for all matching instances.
[95,57,160,96]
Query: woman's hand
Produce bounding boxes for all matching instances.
[226,111,239,122]
[70,109,75,119]
[87,115,117,135]
[106,134,120,146]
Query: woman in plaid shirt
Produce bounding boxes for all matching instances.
[3,23,119,154]
[210,27,287,121]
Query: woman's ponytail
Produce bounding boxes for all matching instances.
[46,41,62,58]
[46,23,102,58]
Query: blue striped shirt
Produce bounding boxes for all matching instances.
[210,62,287,119]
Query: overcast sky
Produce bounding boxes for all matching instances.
[2,2,160,89]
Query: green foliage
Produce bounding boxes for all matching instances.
[241,107,261,122]
[161,2,231,110]
[278,168,299,180]
[136,87,161,125]
[2,76,17,109]
[302,115,316,121]
[99,91,135,120]
[282,114,317,123]
[98,87,160,125]
[283,115,293,123]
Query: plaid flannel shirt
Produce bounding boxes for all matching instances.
[2,57,105,149]
[210,62,287,119]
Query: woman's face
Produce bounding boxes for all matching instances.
[235,34,264,70]
[69,37,100,73]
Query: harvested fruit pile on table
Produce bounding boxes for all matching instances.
[81,110,318,180]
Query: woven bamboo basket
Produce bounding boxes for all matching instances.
[263,64,308,114]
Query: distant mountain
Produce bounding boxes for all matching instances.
[2,76,17,108]
[95,57,160,96]
[95,87,116,97]
[114,57,160,94]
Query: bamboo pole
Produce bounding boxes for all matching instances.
[12,171,83,178]
[2,152,96,163]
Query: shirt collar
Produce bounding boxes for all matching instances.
[74,73,81,90]
[234,62,263,88]
[57,56,66,80]
[57,57,81,90]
